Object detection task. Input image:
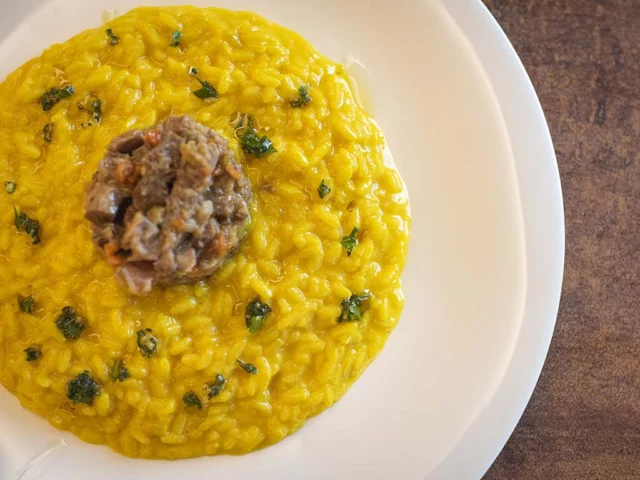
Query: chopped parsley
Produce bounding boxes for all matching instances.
[14,208,41,244]
[338,292,371,323]
[56,306,85,340]
[40,85,74,111]
[182,391,202,409]
[169,30,182,47]
[43,123,54,143]
[136,328,158,357]
[67,371,101,404]
[206,374,226,398]
[237,116,277,158]
[78,96,102,123]
[245,298,271,334]
[111,359,129,382]
[4,181,16,194]
[291,85,311,108]
[106,28,120,45]
[318,179,331,199]
[188,67,218,100]
[237,359,258,375]
[18,295,35,313]
[340,226,359,256]
[24,345,41,362]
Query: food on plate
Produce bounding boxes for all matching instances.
[84,115,252,295]
[0,6,410,459]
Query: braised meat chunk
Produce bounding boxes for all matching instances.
[84,115,252,295]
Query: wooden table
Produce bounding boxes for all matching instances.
[481,1,640,479]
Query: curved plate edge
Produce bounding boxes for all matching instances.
[427,1,565,478]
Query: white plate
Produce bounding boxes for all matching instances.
[0,1,564,479]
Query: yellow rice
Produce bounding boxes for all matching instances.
[0,6,410,459]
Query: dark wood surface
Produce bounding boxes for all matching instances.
[481,1,640,479]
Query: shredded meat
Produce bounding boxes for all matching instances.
[84,115,252,295]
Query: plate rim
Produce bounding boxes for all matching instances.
[427,1,565,478]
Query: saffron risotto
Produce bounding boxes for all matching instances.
[0,6,410,459]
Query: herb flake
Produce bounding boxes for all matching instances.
[14,208,41,244]
[78,96,102,123]
[318,179,331,199]
[338,292,370,323]
[169,30,182,47]
[340,226,359,256]
[67,371,101,404]
[24,345,41,362]
[206,374,226,398]
[136,328,158,357]
[4,181,16,194]
[43,123,54,143]
[106,28,120,45]
[291,85,311,108]
[18,295,35,313]
[111,359,129,382]
[237,116,277,158]
[245,298,271,334]
[56,306,85,340]
[189,66,218,100]
[237,359,258,375]
[183,391,202,409]
[40,85,74,111]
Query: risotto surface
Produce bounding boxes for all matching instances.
[0,6,410,459]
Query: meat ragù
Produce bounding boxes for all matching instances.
[84,115,252,295]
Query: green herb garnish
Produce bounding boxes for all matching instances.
[136,328,158,357]
[106,28,120,45]
[78,96,102,123]
[18,295,35,313]
[43,123,54,143]
[318,179,330,199]
[111,359,129,382]
[340,227,359,256]
[56,306,85,340]
[291,85,311,108]
[245,298,271,334]
[4,181,16,194]
[24,345,41,362]
[189,66,218,100]
[67,371,100,404]
[237,359,258,375]
[238,116,277,158]
[169,30,182,47]
[14,208,41,244]
[206,374,226,398]
[40,85,74,111]
[182,391,202,409]
[338,291,370,323]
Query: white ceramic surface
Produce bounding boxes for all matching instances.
[0,1,564,479]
